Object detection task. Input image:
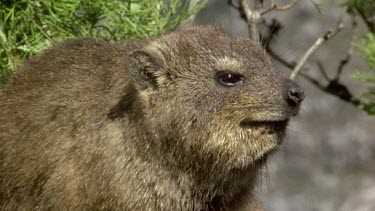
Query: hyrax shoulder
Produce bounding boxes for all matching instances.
[0,26,304,210]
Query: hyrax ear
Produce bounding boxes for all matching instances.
[127,49,170,90]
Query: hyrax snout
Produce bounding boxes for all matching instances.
[284,80,305,107]
[0,26,304,210]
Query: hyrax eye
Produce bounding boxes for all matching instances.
[216,71,244,87]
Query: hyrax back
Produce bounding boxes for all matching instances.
[0,26,304,210]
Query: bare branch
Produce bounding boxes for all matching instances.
[266,47,295,68]
[239,0,262,42]
[266,47,324,88]
[325,80,360,106]
[355,6,375,33]
[262,0,300,15]
[268,47,361,107]
[317,61,330,81]
[334,15,357,80]
[289,28,342,80]
[225,2,364,109]
[262,6,362,108]
[228,0,241,9]
[261,18,282,48]
[290,7,346,80]
[300,72,326,90]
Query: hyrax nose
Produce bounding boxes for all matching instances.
[284,80,304,107]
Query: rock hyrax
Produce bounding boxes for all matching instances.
[0,26,304,210]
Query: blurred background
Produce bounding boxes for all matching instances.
[193,0,375,210]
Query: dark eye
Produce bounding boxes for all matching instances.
[216,71,244,87]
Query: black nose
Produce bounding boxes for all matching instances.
[284,80,304,107]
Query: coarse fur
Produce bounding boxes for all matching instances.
[0,26,303,210]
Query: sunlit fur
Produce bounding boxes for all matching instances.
[0,26,302,210]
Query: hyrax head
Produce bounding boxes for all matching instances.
[126,26,304,170]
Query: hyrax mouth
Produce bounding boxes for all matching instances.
[239,118,289,133]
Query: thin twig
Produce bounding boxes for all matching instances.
[334,14,357,80]
[261,18,282,48]
[229,0,240,9]
[266,47,295,68]
[325,80,360,106]
[267,48,322,88]
[290,7,346,80]
[239,0,261,42]
[355,6,375,33]
[262,0,300,15]
[268,47,361,106]
[317,61,330,81]
[262,6,361,107]
[300,72,326,90]
[289,27,342,80]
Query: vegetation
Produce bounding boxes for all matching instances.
[0,0,206,84]
[347,0,375,115]
[352,34,375,115]
[0,0,374,115]
[347,0,375,17]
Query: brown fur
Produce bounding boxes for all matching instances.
[0,26,303,210]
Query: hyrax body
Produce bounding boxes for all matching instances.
[0,26,304,210]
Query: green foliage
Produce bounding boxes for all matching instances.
[347,0,375,115]
[0,0,206,84]
[353,34,375,115]
[347,0,375,16]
